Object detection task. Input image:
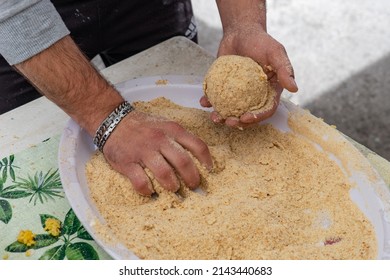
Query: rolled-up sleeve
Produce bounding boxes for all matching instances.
[0,0,70,65]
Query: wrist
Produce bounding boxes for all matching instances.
[93,101,135,152]
[216,0,267,32]
[63,81,126,136]
[81,89,125,136]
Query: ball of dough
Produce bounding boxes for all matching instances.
[203,55,276,119]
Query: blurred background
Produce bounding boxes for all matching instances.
[192,0,390,160]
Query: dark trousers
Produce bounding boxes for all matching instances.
[0,0,197,114]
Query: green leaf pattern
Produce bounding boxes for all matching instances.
[65,243,99,260]
[0,199,12,224]
[63,210,81,236]
[39,245,67,260]
[0,155,17,183]
[1,138,110,260]
[11,169,63,205]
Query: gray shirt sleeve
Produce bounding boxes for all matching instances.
[0,0,70,65]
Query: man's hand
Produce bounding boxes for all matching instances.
[15,35,212,195]
[202,0,298,128]
[103,111,212,195]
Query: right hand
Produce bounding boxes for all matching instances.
[102,110,213,196]
[200,27,297,129]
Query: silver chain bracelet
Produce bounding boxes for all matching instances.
[93,101,134,152]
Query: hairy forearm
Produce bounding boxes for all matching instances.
[216,0,267,32]
[14,35,124,136]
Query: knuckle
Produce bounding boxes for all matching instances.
[170,122,186,134]
[155,165,174,180]
[150,129,166,141]
[176,154,194,169]
[194,139,210,155]
[275,43,287,54]
[131,177,153,196]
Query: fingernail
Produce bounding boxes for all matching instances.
[146,181,155,194]
[212,115,222,123]
[205,161,213,171]
[289,77,298,92]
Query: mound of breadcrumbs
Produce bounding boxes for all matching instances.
[85,97,376,260]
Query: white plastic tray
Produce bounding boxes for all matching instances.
[58,75,390,259]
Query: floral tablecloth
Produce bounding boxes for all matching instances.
[0,135,111,260]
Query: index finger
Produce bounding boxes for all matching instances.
[268,43,298,93]
[175,131,213,171]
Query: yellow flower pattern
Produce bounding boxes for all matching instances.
[17,230,36,247]
[44,218,61,237]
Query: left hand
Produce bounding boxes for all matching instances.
[200,26,298,129]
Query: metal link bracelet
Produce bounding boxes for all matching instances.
[93,101,134,152]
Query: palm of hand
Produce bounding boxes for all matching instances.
[201,28,297,128]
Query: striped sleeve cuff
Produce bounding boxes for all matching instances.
[0,0,70,65]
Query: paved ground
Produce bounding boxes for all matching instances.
[192,0,390,160]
